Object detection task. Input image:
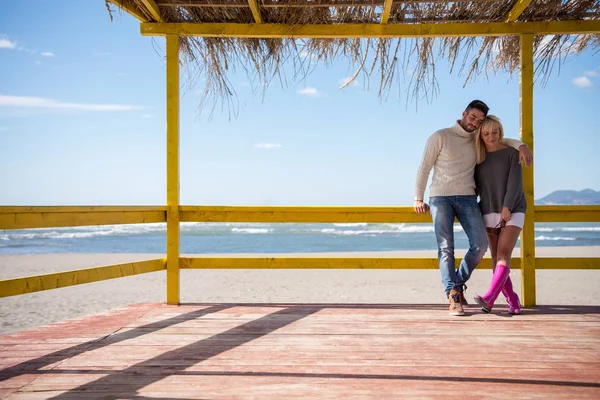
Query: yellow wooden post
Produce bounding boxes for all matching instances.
[520,33,536,306]
[166,35,180,305]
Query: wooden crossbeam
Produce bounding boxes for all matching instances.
[141,20,600,38]
[505,0,533,22]
[107,0,149,22]
[140,0,162,22]
[248,0,263,23]
[381,0,394,24]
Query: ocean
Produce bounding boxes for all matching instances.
[1,222,599,254]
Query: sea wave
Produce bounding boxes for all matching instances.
[1,222,598,242]
[230,228,273,234]
[535,236,577,241]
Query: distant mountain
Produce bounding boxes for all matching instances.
[536,189,600,205]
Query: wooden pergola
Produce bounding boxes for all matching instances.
[1,0,599,306]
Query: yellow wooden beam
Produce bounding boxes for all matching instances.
[381,0,394,25]
[0,259,165,298]
[141,20,600,38]
[181,257,500,270]
[166,35,181,306]
[140,0,162,22]
[107,0,149,22]
[248,0,263,24]
[520,33,536,307]
[534,205,600,222]
[180,206,432,223]
[536,258,600,270]
[182,257,600,270]
[0,206,166,229]
[1,205,596,230]
[505,0,534,23]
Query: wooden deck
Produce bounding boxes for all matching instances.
[1,303,599,399]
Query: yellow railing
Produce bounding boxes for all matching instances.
[1,205,599,304]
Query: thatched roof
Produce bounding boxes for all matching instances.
[106,0,600,113]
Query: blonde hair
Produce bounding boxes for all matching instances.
[475,115,504,164]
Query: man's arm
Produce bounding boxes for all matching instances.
[501,138,533,167]
[413,133,441,214]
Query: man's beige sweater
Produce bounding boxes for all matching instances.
[414,121,523,201]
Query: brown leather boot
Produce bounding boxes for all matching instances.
[448,289,465,316]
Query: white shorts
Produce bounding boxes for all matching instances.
[483,212,525,229]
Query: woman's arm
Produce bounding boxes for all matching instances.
[503,150,524,212]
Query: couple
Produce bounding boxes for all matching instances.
[414,100,532,316]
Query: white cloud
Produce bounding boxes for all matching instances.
[297,87,321,97]
[339,77,360,88]
[253,143,282,149]
[41,52,55,57]
[0,38,17,49]
[572,76,594,88]
[299,50,318,60]
[584,70,600,78]
[0,95,143,111]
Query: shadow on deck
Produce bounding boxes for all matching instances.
[1,303,599,399]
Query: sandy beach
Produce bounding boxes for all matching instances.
[1,246,599,335]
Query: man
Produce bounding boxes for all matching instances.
[414,100,533,316]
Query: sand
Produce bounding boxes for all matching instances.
[1,246,599,335]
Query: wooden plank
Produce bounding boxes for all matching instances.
[107,0,149,22]
[0,208,166,229]
[166,34,181,306]
[140,0,162,22]
[0,259,165,298]
[505,0,534,22]
[535,205,600,222]
[381,0,393,24]
[248,0,263,24]
[1,303,599,398]
[140,20,600,38]
[520,33,535,307]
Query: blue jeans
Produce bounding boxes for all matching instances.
[429,196,488,296]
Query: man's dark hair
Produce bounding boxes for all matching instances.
[465,100,489,116]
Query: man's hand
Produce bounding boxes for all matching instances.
[519,144,533,167]
[414,200,430,214]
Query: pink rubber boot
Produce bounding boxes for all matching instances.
[502,276,521,315]
[474,264,510,313]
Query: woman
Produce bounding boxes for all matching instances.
[473,115,526,314]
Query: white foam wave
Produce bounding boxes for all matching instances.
[230,228,273,234]
[333,223,368,227]
[535,236,576,241]
[536,227,600,232]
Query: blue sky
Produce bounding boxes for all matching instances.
[0,1,598,206]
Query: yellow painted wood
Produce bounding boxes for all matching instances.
[0,259,165,298]
[1,205,595,230]
[520,33,536,307]
[140,20,600,38]
[381,0,393,24]
[534,205,600,222]
[0,209,166,229]
[505,0,534,23]
[180,206,432,223]
[140,0,162,22]
[107,0,149,22]
[536,258,600,270]
[247,0,263,24]
[166,34,181,306]
[180,257,485,270]
[0,206,165,213]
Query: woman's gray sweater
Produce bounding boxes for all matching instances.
[475,147,527,215]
